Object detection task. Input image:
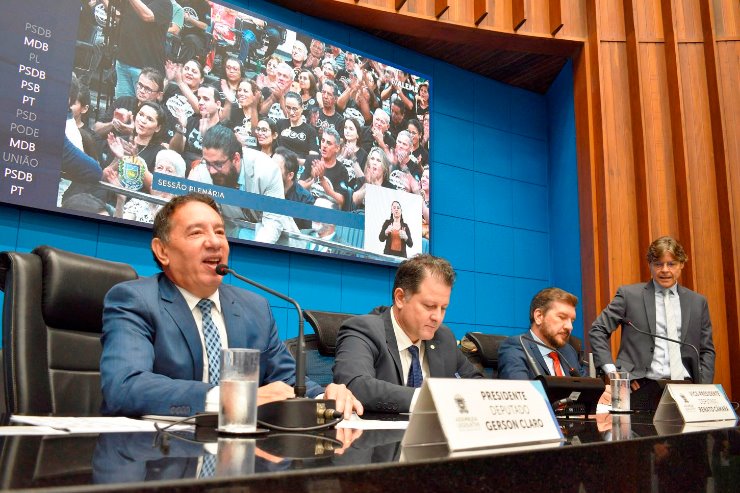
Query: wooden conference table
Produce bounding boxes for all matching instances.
[0,413,738,492]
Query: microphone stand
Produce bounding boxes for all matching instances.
[518,335,543,377]
[216,264,341,431]
[624,320,702,384]
[520,335,603,418]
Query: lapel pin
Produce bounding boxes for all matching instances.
[430,344,435,350]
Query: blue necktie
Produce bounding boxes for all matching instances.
[406,345,423,388]
[197,299,222,385]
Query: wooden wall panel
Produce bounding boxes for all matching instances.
[598,42,642,289]
[715,40,740,396]
[401,0,435,17]
[712,0,740,37]
[673,0,704,41]
[633,0,665,41]
[517,0,550,34]
[637,44,679,239]
[676,42,730,388]
[598,0,627,40]
[558,0,588,38]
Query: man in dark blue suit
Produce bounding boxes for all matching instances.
[100,192,362,417]
[498,287,586,379]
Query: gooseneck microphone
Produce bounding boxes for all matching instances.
[216,263,307,398]
[624,320,702,383]
[215,264,342,431]
[520,334,580,377]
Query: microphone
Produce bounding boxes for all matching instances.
[215,264,342,431]
[624,320,702,383]
[519,335,543,377]
[520,334,580,377]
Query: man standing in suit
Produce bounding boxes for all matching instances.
[498,287,586,380]
[589,236,715,398]
[100,193,361,417]
[333,254,482,413]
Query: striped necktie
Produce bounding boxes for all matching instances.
[197,299,222,385]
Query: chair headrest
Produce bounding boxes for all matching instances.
[303,310,354,356]
[464,332,507,368]
[35,246,138,332]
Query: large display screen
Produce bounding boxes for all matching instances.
[0,0,432,264]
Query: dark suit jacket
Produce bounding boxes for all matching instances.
[498,333,586,380]
[333,307,482,413]
[100,274,322,416]
[589,281,715,383]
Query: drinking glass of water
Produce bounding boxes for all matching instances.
[219,348,260,433]
[609,371,631,413]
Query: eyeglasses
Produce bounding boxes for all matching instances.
[254,127,271,134]
[201,157,232,171]
[136,82,159,95]
[652,261,680,269]
[285,106,302,114]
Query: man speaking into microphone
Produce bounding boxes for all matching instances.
[100,192,362,418]
[589,236,715,398]
[498,288,587,380]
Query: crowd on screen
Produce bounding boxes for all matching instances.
[61,0,431,246]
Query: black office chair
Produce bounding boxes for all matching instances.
[461,332,508,378]
[284,310,356,386]
[0,246,137,416]
[568,334,584,363]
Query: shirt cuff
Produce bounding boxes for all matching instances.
[603,363,617,375]
[205,386,220,413]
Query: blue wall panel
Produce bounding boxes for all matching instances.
[474,273,515,327]
[473,124,512,178]
[473,75,511,132]
[474,173,512,226]
[432,114,474,169]
[512,182,549,232]
[546,59,583,337]
[433,64,476,121]
[431,214,475,272]
[0,1,581,349]
[474,222,515,277]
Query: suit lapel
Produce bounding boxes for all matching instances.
[219,286,244,347]
[382,309,404,384]
[643,281,657,335]
[677,285,692,342]
[158,275,204,381]
[529,340,551,376]
[424,335,444,377]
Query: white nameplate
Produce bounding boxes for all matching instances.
[654,384,737,423]
[401,378,563,454]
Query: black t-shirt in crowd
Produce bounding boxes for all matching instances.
[315,109,345,136]
[276,119,319,159]
[299,156,350,209]
[117,0,172,70]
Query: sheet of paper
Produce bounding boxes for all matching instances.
[0,426,67,436]
[10,415,191,433]
[336,414,409,430]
